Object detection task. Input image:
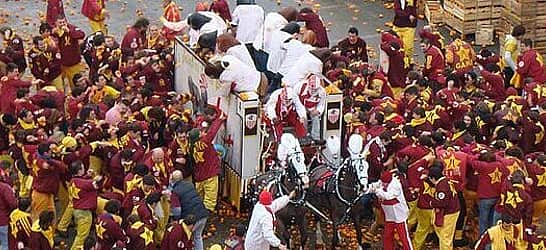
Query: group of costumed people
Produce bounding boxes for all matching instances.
[0,0,546,249]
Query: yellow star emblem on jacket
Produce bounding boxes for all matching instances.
[507,161,521,174]
[443,153,460,171]
[537,170,546,187]
[140,227,154,246]
[96,221,107,240]
[532,240,546,250]
[489,168,503,184]
[70,183,81,200]
[425,106,441,124]
[423,182,436,197]
[504,190,523,208]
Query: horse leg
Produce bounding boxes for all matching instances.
[331,224,339,250]
[307,216,318,249]
[277,220,291,248]
[352,215,370,250]
[298,216,308,250]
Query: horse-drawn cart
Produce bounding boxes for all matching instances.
[174,38,344,211]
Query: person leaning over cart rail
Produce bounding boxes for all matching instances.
[204,54,268,97]
[245,190,295,250]
[186,12,227,47]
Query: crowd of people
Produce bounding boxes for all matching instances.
[0,0,546,249]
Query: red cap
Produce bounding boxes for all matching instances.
[380,171,393,184]
[259,190,273,205]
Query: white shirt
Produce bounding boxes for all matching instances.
[278,39,314,76]
[372,177,409,223]
[260,12,288,53]
[188,11,227,46]
[293,79,327,114]
[244,196,290,250]
[265,88,307,121]
[226,44,255,69]
[232,4,265,45]
[266,30,292,73]
[282,51,323,87]
[219,55,260,92]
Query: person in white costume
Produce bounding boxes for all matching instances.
[244,190,295,250]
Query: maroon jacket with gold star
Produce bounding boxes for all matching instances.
[160,220,194,250]
[53,24,85,67]
[495,182,533,227]
[97,213,127,250]
[71,176,100,210]
[126,221,156,250]
[526,163,546,201]
[469,156,509,199]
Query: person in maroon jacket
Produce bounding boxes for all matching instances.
[337,27,368,63]
[398,85,423,120]
[46,0,65,27]
[380,36,406,89]
[479,64,506,102]
[52,15,85,88]
[392,0,417,66]
[365,132,393,183]
[160,214,196,250]
[96,200,127,250]
[30,142,66,221]
[420,38,446,92]
[418,25,443,51]
[69,160,104,249]
[527,155,546,223]
[29,210,55,250]
[515,39,546,87]
[297,8,329,48]
[139,59,173,95]
[209,0,231,22]
[0,27,27,74]
[135,192,161,231]
[428,166,461,249]
[143,147,173,187]
[108,149,136,193]
[469,150,510,235]
[0,114,17,152]
[0,64,38,115]
[126,214,156,250]
[397,135,433,165]
[0,168,17,250]
[189,108,226,212]
[409,107,433,133]
[121,18,150,57]
[8,198,32,250]
[494,170,533,229]
[121,164,150,217]
[28,36,63,90]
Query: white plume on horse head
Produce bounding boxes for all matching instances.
[326,135,341,159]
[348,134,364,157]
[346,134,369,188]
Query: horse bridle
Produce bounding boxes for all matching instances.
[277,153,307,204]
[333,158,367,224]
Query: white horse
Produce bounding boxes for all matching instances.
[277,133,310,188]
